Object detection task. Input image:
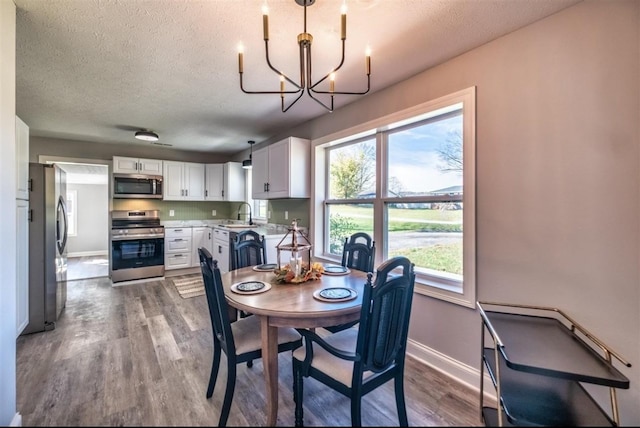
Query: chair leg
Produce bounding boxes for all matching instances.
[218,361,237,427]
[394,372,408,427]
[293,359,304,427]
[207,342,222,399]
[350,394,362,427]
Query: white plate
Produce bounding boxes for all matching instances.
[252,263,277,272]
[322,264,351,276]
[313,287,357,303]
[231,281,272,295]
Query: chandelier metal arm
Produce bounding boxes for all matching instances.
[308,41,346,91]
[303,45,334,112]
[239,41,304,95]
[281,90,306,113]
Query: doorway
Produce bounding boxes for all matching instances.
[55,162,109,280]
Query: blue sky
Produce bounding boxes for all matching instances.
[388,114,463,194]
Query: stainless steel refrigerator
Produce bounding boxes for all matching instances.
[23,163,68,334]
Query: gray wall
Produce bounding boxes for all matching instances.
[66,183,108,256]
[290,0,639,424]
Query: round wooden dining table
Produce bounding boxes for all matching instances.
[220,264,369,426]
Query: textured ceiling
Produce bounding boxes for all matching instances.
[15,0,581,155]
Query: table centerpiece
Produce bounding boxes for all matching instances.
[273,261,325,284]
[274,219,319,283]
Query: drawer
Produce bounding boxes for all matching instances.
[165,253,192,270]
[166,237,191,252]
[165,227,193,239]
[213,227,230,241]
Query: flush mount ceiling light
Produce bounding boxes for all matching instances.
[242,140,255,169]
[238,0,371,113]
[134,130,159,142]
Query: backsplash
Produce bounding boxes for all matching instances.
[111,199,232,221]
[111,198,310,226]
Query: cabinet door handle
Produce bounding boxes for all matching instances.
[28,178,33,192]
[136,162,139,171]
[205,190,208,197]
[140,162,143,171]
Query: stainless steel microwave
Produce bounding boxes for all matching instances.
[112,173,163,199]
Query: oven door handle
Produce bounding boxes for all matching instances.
[112,233,165,241]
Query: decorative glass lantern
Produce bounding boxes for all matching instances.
[276,219,312,277]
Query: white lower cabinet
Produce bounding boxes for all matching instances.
[212,227,230,274]
[165,227,192,270]
[191,226,213,267]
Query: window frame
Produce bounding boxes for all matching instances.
[311,87,476,308]
[245,168,268,223]
[66,189,77,237]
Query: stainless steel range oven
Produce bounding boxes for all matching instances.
[110,210,164,283]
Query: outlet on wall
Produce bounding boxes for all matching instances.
[285,210,288,220]
[212,209,216,217]
[169,209,175,217]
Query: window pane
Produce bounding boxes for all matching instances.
[386,202,462,277]
[256,200,267,218]
[326,204,374,256]
[387,112,462,197]
[328,139,376,199]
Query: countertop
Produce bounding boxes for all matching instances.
[161,220,307,237]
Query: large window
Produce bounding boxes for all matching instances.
[315,87,476,307]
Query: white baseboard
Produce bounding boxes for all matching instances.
[406,338,496,403]
[10,413,21,426]
[67,250,108,258]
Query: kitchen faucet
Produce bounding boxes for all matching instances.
[237,202,253,225]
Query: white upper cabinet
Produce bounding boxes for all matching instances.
[251,137,310,199]
[205,162,245,201]
[163,161,205,201]
[224,161,246,201]
[252,146,270,200]
[113,156,163,175]
[205,163,224,201]
[16,116,29,200]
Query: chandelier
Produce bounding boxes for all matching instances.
[238,0,371,113]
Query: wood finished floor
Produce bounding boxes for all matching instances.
[16,275,485,426]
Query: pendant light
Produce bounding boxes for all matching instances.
[242,140,255,169]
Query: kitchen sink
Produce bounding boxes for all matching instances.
[221,224,257,229]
